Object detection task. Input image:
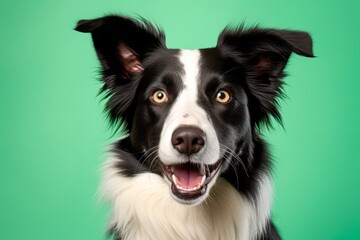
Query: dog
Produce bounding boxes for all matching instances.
[75,15,313,240]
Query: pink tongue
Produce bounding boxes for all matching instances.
[172,164,204,188]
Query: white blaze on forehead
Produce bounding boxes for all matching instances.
[180,49,200,106]
[158,49,220,166]
[163,50,203,126]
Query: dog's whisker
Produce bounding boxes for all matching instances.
[136,146,159,174]
[149,155,160,171]
[227,155,241,189]
[220,144,249,178]
[138,145,159,162]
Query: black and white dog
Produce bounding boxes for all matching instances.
[75,15,313,240]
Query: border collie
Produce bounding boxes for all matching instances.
[75,15,313,240]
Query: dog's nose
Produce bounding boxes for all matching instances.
[171,126,205,156]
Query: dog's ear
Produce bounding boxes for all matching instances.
[75,15,166,88]
[217,26,314,126]
[75,15,166,131]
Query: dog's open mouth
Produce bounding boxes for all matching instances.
[161,160,222,201]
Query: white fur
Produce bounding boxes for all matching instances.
[158,50,220,166]
[101,155,272,240]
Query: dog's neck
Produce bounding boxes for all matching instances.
[101,150,272,240]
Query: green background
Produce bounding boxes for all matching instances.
[1,0,359,239]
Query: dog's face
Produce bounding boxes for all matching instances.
[76,16,313,205]
[130,48,251,204]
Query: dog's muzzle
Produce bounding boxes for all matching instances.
[161,126,222,204]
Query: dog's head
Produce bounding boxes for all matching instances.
[76,15,313,205]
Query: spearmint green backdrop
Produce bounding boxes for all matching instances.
[1,0,359,239]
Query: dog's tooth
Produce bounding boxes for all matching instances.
[172,174,179,184]
[200,175,206,186]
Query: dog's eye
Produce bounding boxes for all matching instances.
[151,90,169,104]
[215,90,231,104]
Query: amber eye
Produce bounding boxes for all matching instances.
[215,90,231,104]
[151,90,169,104]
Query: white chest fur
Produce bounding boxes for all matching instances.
[101,157,272,240]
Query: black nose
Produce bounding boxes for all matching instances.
[171,126,205,156]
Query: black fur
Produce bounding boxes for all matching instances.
[75,15,166,131]
[76,15,313,240]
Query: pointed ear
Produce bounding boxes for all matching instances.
[217,26,314,125]
[75,15,166,131]
[217,26,314,79]
[75,15,166,88]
